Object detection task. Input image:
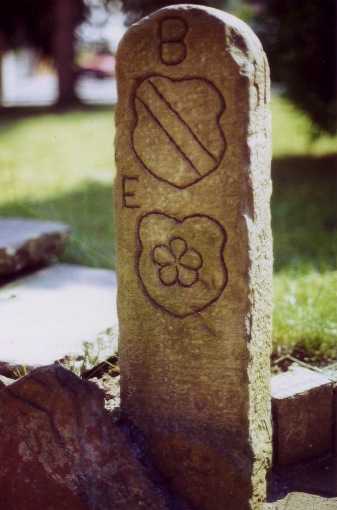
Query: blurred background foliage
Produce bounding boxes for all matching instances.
[0,0,87,105]
[247,0,337,135]
[0,0,336,133]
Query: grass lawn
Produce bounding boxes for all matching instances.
[0,106,116,268]
[271,95,337,361]
[0,96,336,360]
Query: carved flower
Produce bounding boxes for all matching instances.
[152,237,203,287]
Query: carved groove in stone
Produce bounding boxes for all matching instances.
[133,76,226,189]
[160,17,188,65]
[122,175,140,209]
[137,212,228,317]
[152,237,203,288]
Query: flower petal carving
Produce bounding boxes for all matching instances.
[152,237,203,288]
[153,245,175,265]
[177,265,199,287]
[179,249,202,270]
[159,265,178,286]
[169,237,187,259]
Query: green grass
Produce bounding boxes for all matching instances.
[0,96,336,359]
[273,271,337,361]
[270,94,337,359]
[271,155,337,358]
[272,156,337,273]
[272,93,337,158]
[0,107,115,201]
[0,106,116,268]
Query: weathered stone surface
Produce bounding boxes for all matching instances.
[0,218,70,276]
[264,492,337,510]
[115,6,272,510]
[271,367,334,466]
[0,264,118,376]
[91,374,121,413]
[0,365,169,510]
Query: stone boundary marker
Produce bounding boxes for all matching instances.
[115,5,272,510]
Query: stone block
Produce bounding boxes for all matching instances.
[0,218,70,277]
[115,5,272,510]
[271,367,334,466]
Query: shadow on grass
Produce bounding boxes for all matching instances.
[0,104,115,118]
[271,154,337,273]
[0,181,116,270]
[0,153,336,275]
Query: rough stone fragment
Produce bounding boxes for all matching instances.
[0,365,169,510]
[115,6,272,510]
[0,218,70,276]
[271,367,334,466]
[0,264,118,376]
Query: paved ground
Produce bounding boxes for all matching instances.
[265,492,337,509]
[0,264,118,376]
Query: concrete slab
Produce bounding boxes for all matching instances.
[322,363,337,382]
[0,218,70,277]
[271,366,333,398]
[0,264,118,376]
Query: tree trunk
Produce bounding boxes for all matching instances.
[52,0,80,106]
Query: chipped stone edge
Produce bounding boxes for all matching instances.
[0,229,71,276]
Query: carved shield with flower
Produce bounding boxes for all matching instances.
[137,213,227,317]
